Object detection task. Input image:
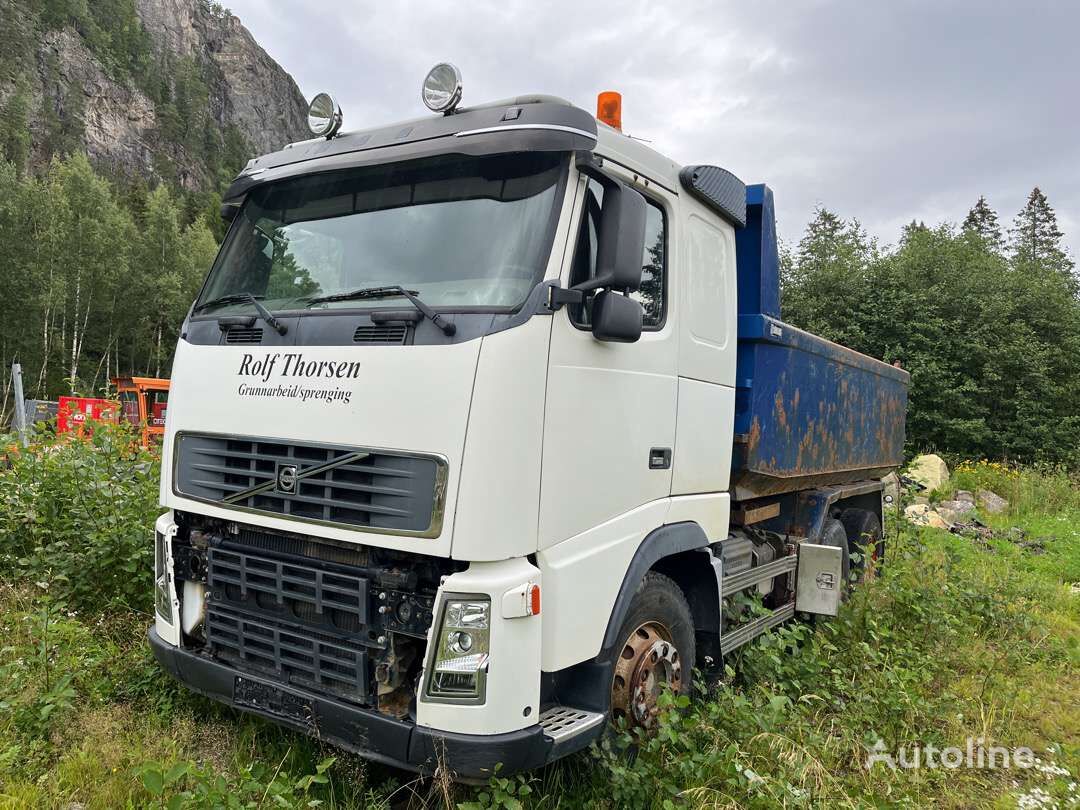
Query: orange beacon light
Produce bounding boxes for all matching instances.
[596,91,622,131]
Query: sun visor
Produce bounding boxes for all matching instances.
[223,100,598,208]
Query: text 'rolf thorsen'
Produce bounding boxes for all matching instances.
[238,353,362,382]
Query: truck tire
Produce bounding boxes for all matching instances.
[819,518,852,593]
[839,508,884,581]
[609,571,694,732]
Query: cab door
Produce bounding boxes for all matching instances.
[538,168,678,548]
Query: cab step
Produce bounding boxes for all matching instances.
[720,602,796,655]
[538,706,605,742]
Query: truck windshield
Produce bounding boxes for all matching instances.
[196,152,566,314]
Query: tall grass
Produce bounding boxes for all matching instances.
[0,435,1076,808]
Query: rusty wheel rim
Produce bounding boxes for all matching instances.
[610,621,683,731]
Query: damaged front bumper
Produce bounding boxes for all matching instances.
[148,626,552,780]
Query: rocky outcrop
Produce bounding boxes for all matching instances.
[3,0,308,189]
[34,29,160,177]
[132,0,308,158]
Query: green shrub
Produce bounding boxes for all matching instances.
[0,421,161,612]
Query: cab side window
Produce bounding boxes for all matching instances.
[568,178,667,329]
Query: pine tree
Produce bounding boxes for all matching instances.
[962,195,1003,251]
[781,207,876,350]
[1010,187,1074,275]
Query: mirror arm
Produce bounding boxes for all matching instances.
[545,284,586,312]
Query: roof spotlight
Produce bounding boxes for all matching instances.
[307,92,343,138]
[422,63,463,114]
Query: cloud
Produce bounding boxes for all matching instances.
[224,0,1079,254]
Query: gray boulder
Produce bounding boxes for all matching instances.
[977,489,1009,514]
[937,499,976,524]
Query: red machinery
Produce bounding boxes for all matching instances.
[54,377,170,447]
[57,397,118,437]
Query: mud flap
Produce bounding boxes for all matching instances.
[795,543,844,616]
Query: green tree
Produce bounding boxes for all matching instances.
[962,195,1003,252]
[1010,187,1074,277]
[49,153,131,391]
[781,207,878,350]
[0,162,42,419]
[0,84,32,170]
[129,185,215,377]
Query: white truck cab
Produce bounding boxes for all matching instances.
[149,65,908,779]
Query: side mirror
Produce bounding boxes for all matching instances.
[220,202,240,223]
[592,290,643,343]
[593,180,647,291]
[571,171,648,294]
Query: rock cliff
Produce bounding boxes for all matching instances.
[133,0,309,158]
[0,0,308,190]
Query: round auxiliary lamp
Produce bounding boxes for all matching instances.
[307,92,343,138]
[421,62,463,114]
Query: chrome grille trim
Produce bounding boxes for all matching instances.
[173,432,448,538]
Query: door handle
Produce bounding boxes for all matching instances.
[649,448,672,470]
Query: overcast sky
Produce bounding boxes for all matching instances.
[224,0,1078,255]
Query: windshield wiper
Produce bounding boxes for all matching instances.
[306,285,456,336]
[193,292,287,335]
[193,293,264,312]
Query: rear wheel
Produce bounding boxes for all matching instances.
[609,572,694,732]
[819,518,852,594]
[839,508,884,582]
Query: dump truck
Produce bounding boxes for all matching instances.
[148,64,908,780]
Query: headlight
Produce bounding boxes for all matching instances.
[424,596,490,703]
[154,530,172,623]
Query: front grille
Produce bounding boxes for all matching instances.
[207,604,368,702]
[225,328,263,344]
[353,324,407,344]
[208,547,368,634]
[204,543,376,705]
[174,434,445,535]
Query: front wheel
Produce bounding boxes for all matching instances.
[609,572,695,732]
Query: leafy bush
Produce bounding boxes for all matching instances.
[0,421,161,612]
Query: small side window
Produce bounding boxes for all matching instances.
[568,179,667,329]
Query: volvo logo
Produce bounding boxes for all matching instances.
[277,464,298,493]
[223,451,371,505]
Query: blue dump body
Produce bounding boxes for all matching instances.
[731,185,909,501]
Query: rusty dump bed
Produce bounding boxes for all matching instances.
[730,185,909,501]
